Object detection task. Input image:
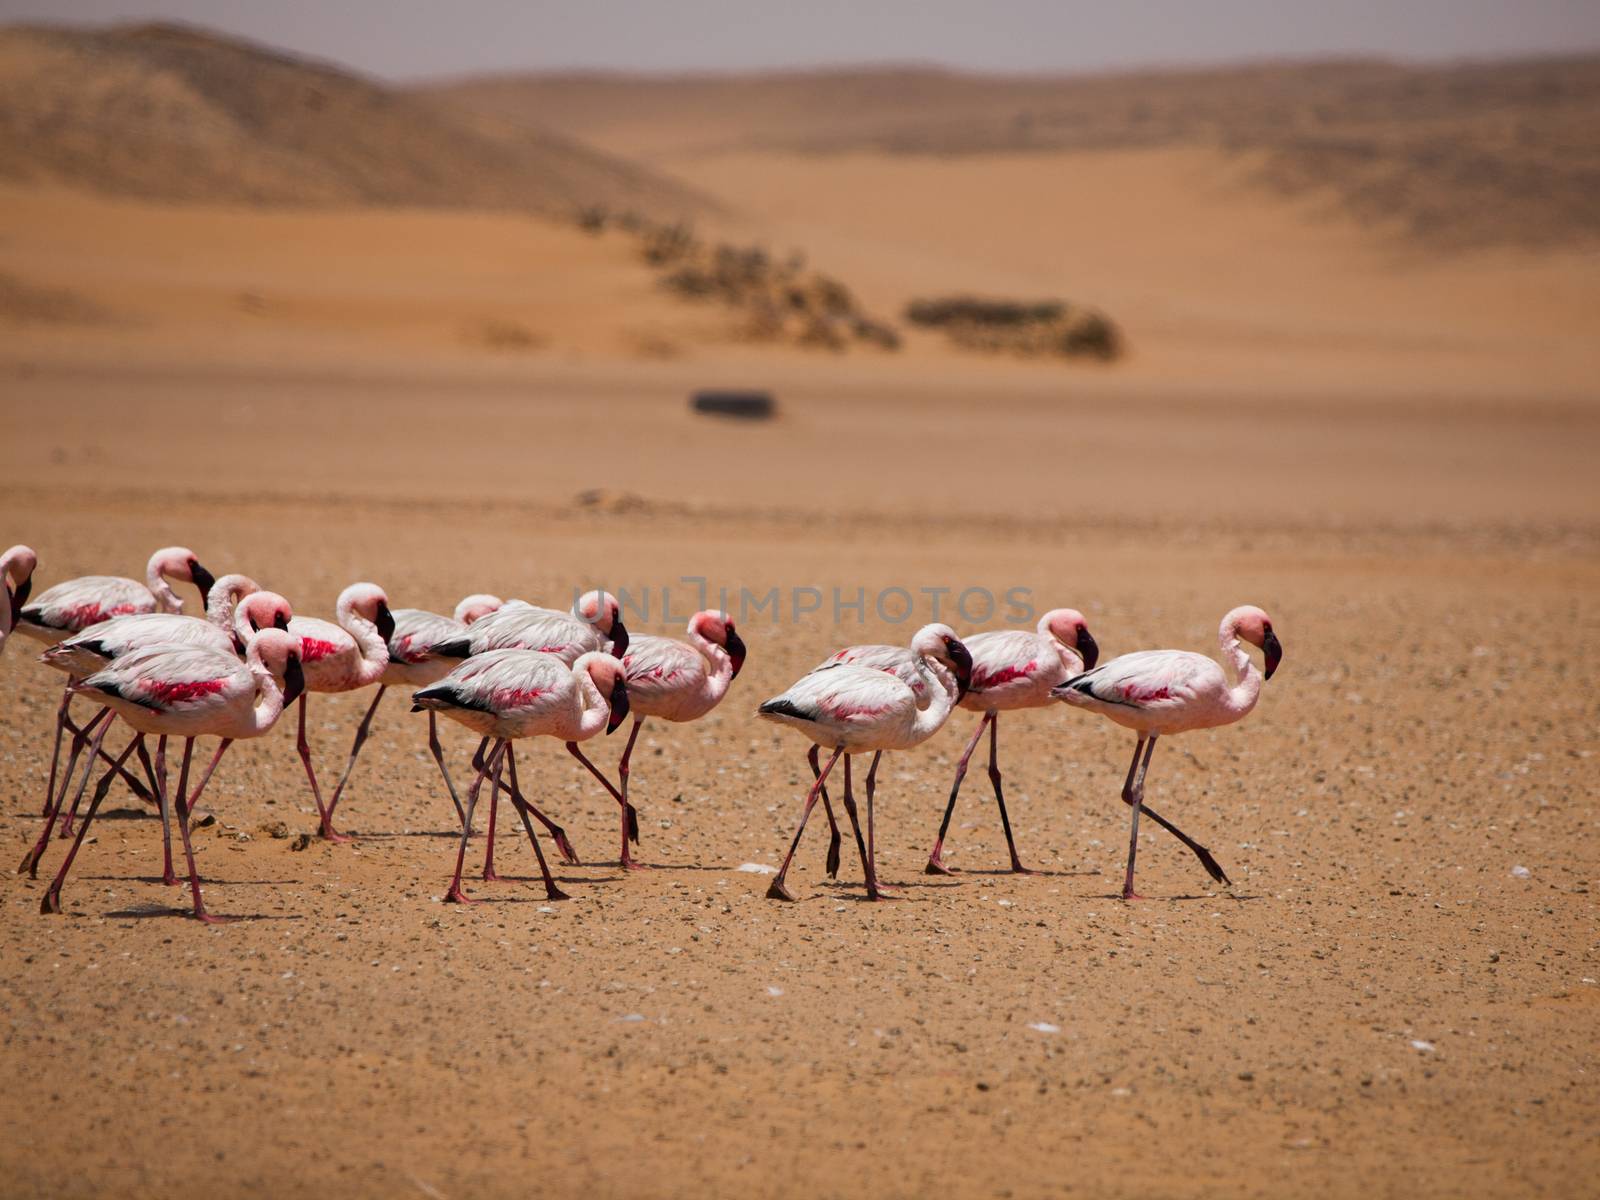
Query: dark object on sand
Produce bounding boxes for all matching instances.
[691,390,776,420]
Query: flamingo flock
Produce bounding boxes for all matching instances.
[1,542,1285,920]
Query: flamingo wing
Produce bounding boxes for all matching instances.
[1056,650,1218,712]
[77,642,242,711]
[964,629,1054,692]
[22,574,151,632]
[622,635,704,706]
[765,663,911,727]
[414,649,570,717]
[387,608,464,664]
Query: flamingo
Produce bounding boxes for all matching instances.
[411,649,630,902]
[32,581,293,855]
[284,582,393,842]
[1052,605,1283,899]
[759,628,973,902]
[922,608,1099,875]
[613,610,746,867]
[0,544,38,659]
[809,623,974,878]
[36,628,304,922]
[320,593,504,831]
[16,546,215,816]
[432,589,636,869]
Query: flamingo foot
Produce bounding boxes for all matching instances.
[162,870,180,887]
[444,885,477,905]
[1121,888,1144,901]
[482,867,502,883]
[18,847,42,878]
[620,857,651,872]
[924,856,956,876]
[55,819,75,840]
[625,804,641,845]
[1008,861,1038,876]
[318,823,354,845]
[551,829,581,866]
[765,877,797,902]
[39,887,63,915]
[193,909,236,925]
[825,832,841,879]
[544,884,571,902]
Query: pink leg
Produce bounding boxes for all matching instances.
[507,746,578,865]
[617,716,643,805]
[482,754,503,882]
[926,713,990,875]
[445,740,503,904]
[42,686,71,815]
[20,714,112,878]
[171,737,228,923]
[296,695,351,843]
[53,708,114,838]
[1121,736,1158,900]
[503,752,570,901]
[986,714,1033,874]
[837,755,885,901]
[184,738,233,813]
[808,744,844,879]
[324,685,386,827]
[566,741,642,870]
[136,737,177,886]
[864,751,896,897]
[768,746,844,902]
[40,735,141,914]
[427,713,466,826]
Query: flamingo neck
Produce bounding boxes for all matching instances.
[245,646,287,733]
[1219,619,1263,718]
[573,665,610,739]
[206,578,252,639]
[146,558,183,614]
[338,596,389,685]
[910,679,956,741]
[688,627,735,702]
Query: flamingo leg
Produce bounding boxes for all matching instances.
[987,714,1033,874]
[507,746,578,865]
[296,695,350,843]
[617,716,643,805]
[54,704,155,822]
[21,712,112,878]
[324,685,386,826]
[482,752,503,881]
[926,712,990,875]
[53,708,114,837]
[184,739,233,815]
[864,750,895,897]
[565,741,642,870]
[808,744,843,879]
[1121,736,1158,900]
[137,737,177,886]
[445,739,503,904]
[427,713,466,826]
[171,737,227,923]
[768,746,843,902]
[42,686,71,816]
[838,755,882,901]
[40,734,140,914]
[504,752,570,901]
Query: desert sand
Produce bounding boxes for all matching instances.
[2,23,1598,1200]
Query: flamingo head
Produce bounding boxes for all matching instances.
[250,628,305,706]
[1227,605,1282,680]
[453,593,504,626]
[913,622,974,700]
[240,591,295,634]
[579,651,631,733]
[1041,607,1099,670]
[575,589,629,658]
[2,545,37,625]
[148,546,213,612]
[691,610,746,678]
[339,582,395,642]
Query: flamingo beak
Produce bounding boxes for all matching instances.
[608,617,629,659]
[274,611,291,631]
[282,653,306,706]
[607,675,630,733]
[1076,625,1100,671]
[1262,628,1283,680]
[189,560,216,604]
[946,638,974,701]
[376,600,396,642]
[10,574,31,624]
[725,628,747,679]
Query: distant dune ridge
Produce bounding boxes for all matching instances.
[0,22,710,218]
[427,57,1600,250]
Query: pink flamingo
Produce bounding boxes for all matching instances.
[16,546,215,814]
[284,582,394,842]
[1052,605,1283,899]
[613,610,746,867]
[434,589,636,869]
[923,608,1099,875]
[37,628,304,922]
[759,629,973,902]
[411,649,630,903]
[30,581,293,860]
[810,623,974,878]
[0,544,38,659]
[322,592,504,830]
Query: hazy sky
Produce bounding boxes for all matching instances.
[4,0,1598,79]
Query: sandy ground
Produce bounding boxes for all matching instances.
[1,359,1597,1198]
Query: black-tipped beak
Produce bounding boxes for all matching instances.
[282,653,306,707]
[11,574,31,624]
[607,675,630,733]
[1262,628,1282,681]
[189,560,216,604]
[725,628,747,679]
[608,618,629,659]
[1076,625,1100,671]
[375,600,395,642]
[946,638,974,701]
[274,611,290,631]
